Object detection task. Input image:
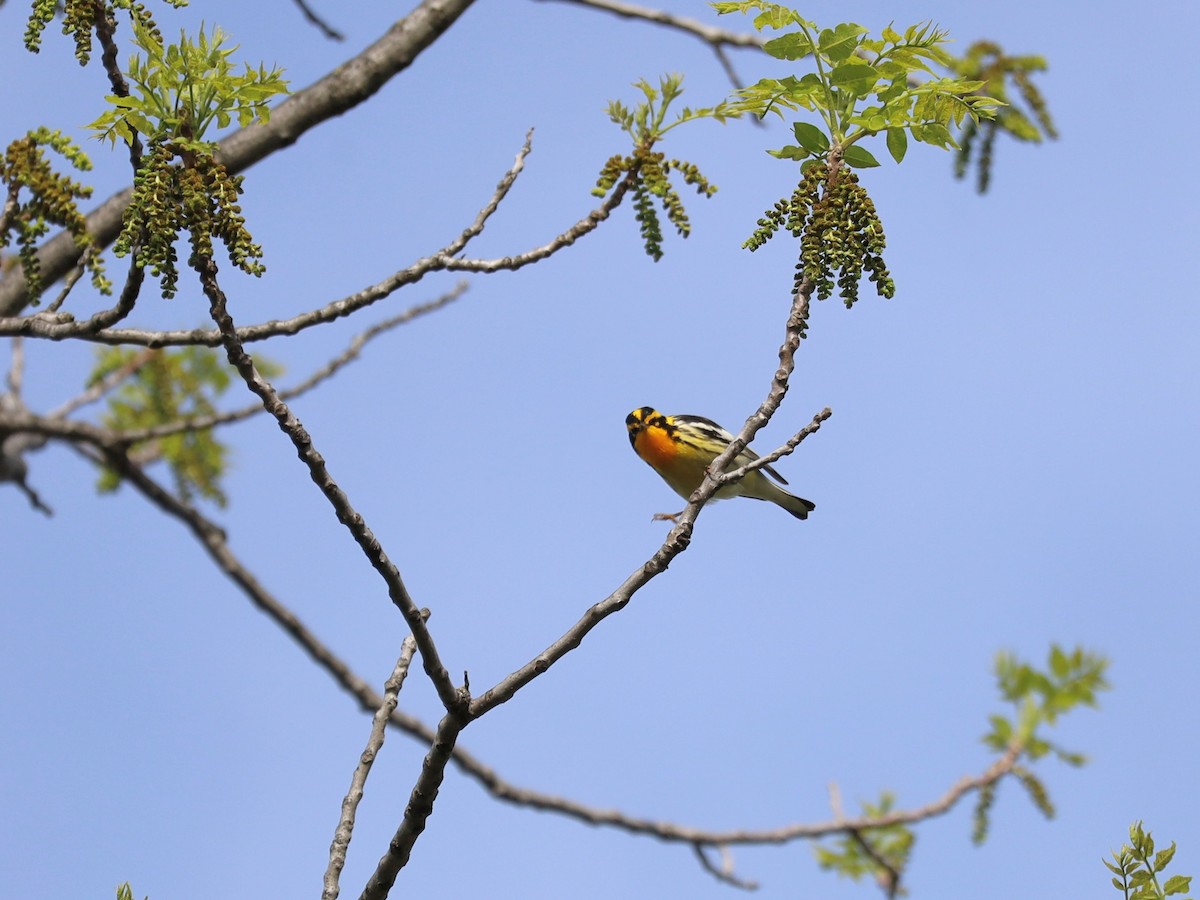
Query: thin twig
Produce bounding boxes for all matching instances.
[323,633,421,900]
[541,0,765,50]
[0,185,20,238]
[442,129,534,257]
[693,844,759,891]
[46,348,156,420]
[111,282,469,443]
[849,829,901,900]
[292,0,345,41]
[829,781,902,898]
[44,256,88,312]
[6,335,23,395]
[718,407,833,487]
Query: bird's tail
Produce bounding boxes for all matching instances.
[740,471,816,520]
[775,489,816,520]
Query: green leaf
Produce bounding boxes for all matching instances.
[792,121,830,154]
[911,121,955,149]
[842,144,881,168]
[1049,644,1069,679]
[1154,843,1177,873]
[828,62,879,95]
[886,127,907,163]
[766,145,810,160]
[818,23,867,63]
[763,32,815,61]
[1163,874,1192,895]
[752,6,801,30]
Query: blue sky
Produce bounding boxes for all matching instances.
[3,2,1198,898]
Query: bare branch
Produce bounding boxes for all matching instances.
[293,0,345,41]
[323,633,421,900]
[193,255,463,713]
[359,712,467,900]
[0,0,479,316]
[442,129,534,257]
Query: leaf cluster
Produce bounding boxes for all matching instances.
[1,128,111,304]
[1106,822,1194,899]
[972,645,1109,843]
[88,22,287,152]
[713,4,1002,164]
[92,345,249,505]
[115,882,148,900]
[594,77,720,261]
[91,345,278,503]
[814,793,913,896]
[83,23,287,297]
[951,41,1058,193]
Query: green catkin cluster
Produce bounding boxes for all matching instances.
[592,146,716,261]
[116,144,264,299]
[1,128,110,303]
[25,0,185,63]
[746,161,894,309]
[953,41,1057,193]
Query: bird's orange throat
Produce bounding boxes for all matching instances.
[636,426,679,471]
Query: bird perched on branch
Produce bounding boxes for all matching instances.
[625,406,815,521]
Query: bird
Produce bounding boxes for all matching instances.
[625,406,815,521]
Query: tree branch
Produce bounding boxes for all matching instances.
[358,711,467,900]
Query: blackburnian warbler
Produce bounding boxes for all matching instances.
[625,407,816,521]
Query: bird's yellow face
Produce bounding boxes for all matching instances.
[626,407,676,458]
